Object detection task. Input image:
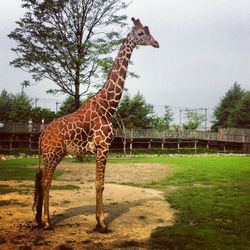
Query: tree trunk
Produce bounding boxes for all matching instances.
[74,67,81,111]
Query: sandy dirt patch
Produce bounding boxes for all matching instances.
[0,162,175,249]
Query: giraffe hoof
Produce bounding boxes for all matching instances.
[43,223,53,230]
[93,224,112,234]
[37,222,44,228]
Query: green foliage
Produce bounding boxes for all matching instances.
[0,89,56,123]
[57,95,91,116]
[57,96,76,117]
[151,105,174,129]
[8,91,33,122]
[0,90,13,122]
[163,105,174,128]
[230,91,250,128]
[8,0,129,110]
[212,82,246,130]
[115,92,155,129]
[183,109,205,130]
[151,116,166,129]
[30,107,56,123]
[0,90,33,123]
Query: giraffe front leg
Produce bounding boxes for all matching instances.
[94,148,110,233]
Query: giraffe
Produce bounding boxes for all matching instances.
[33,17,159,232]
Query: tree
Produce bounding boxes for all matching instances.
[0,89,57,123]
[151,106,174,129]
[115,92,155,129]
[212,82,245,130]
[151,116,166,129]
[57,96,76,117]
[0,90,13,122]
[163,105,174,129]
[8,0,129,110]
[183,109,204,130]
[30,107,56,123]
[9,91,33,122]
[230,91,250,128]
[57,94,92,116]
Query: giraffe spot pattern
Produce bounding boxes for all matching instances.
[37,17,159,230]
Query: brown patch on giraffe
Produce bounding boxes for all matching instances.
[0,162,175,249]
[122,58,129,67]
[110,71,119,82]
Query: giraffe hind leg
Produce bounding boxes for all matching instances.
[33,170,44,227]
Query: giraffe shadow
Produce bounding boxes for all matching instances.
[51,198,155,228]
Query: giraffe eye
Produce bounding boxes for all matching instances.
[137,31,144,36]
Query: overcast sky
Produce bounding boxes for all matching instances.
[0,0,250,125]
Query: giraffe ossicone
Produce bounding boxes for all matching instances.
[33,17,159,232]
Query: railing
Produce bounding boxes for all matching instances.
[0,122,43,133]
[114,128,250,143]
[1,123,250,143]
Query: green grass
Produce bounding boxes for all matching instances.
[0,158,63,180]
[140,156,250,250]
[0,158,39,180]
[0,158,76,194]
[51,185,80,190]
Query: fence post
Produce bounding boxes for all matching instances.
[130,138,133,155]
[9,133,13,152]
[194,140,197,154]
[29,134,32,152]
[130,129,133,155]
[207,141,210,150]
[148,139,152,149]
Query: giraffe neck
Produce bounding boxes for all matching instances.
[93,35,136,117]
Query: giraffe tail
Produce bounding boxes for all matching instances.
[32,130,44,226]
[32,169,44,227]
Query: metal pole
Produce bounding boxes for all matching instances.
[56,101,59,113]
[205,108,207,131]
[179,109,182,129]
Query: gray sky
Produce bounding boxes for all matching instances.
[0,0,250,125]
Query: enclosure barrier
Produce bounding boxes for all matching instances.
[0,123,249,154]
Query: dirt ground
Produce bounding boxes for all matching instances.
[0,162,175,249]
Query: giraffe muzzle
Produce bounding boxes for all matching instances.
[152,40,160,48]
[152,41,160,48]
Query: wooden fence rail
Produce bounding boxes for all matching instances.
[1,123,250,143]
[114,128,250,143]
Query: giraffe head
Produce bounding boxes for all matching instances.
[130,17,159,48]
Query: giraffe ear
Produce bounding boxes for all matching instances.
[144,26,150,35]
